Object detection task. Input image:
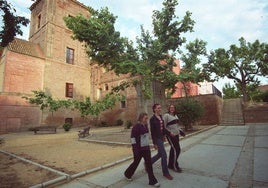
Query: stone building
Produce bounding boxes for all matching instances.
[0,0,223,133]
[0,0,137,133]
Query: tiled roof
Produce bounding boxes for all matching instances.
[7,38,45,59]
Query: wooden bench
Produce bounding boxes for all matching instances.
[78,126,91,138]
[32,126,57,134]
[0,137,4,144]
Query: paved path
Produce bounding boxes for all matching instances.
[57,124,268,188]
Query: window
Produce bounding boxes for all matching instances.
[105,84,109,91]
[66,47,74,64]
[66,83,73,98]
[37,14,41,29]
[121,101,126,108]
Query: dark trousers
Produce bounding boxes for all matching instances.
[166,134,181,170]
[151,138,169,175]
[124,149,158,185]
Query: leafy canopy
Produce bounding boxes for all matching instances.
[23,90,123,118]
[0,0,30,47]
[204,37,268,101]
[64,0,198,96]
[176,39,209,97]
[222,83,241,99]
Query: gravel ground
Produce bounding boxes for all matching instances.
[0,126,132,188]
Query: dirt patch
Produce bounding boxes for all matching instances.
[0,153,58,188]
[0,127,132,188]
[0,126,209,188]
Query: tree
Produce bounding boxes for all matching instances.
[64,0,198,113]
[222,82,266,102]
[22,91,73,124]
[177,39,208,97]
[204,37,268,102]
[23,90,122,125]
[0,0,30,47]
[222,83,241,99]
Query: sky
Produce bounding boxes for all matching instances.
[7,0,268,91]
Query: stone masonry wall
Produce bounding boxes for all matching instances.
[0,95,41,133]
[167,94,223,126]
[0,51,44,133]
[244,103,268,123]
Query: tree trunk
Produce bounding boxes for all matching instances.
[241,82,248,102]
[135,80,166,117]
[135,81,150,115]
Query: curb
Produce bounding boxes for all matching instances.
[2,125,218,187]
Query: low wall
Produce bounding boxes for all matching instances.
[167,94,223,126]
[244,103,268,123]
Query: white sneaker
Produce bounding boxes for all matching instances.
[125,176,132,181]
[152,182,160,187]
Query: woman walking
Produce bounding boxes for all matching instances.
[124,112,160,187]
[163,104,185,173]
[150,103,173,180]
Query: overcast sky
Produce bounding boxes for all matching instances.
[7,0,268,90]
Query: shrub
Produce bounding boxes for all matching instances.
[62,122,72,131]
[176,98,204,130]
[125,120,132,129]
[251,90,268,102]
[99,121,107,127]
[116,119,124,126]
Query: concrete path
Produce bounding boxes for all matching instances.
[57,124,268,188]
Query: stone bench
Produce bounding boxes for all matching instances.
[32,126,57,134]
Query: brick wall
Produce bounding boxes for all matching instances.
[3,51,45,94]
[244,103,268,123]
[167,94,223,126]
[0,51,44,133]
[0,95,41,133]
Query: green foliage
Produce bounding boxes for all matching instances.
[64,7,136,71]
[222,82,266,102]
[64,0,198,99]
[175,98,204,130]
[22,91,72,113]
[125,120,133,129]
[252,90,268,102]
[178,39,209,97]
[251,91,263,102]
[0,0,30,47]
[222,83,241,99]
[62,122,72,131]
[204,37,268,102]
[23,90,123,119]
[237,81,262,102]
[73,93,123,117]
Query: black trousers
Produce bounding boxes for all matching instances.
[124,149,158,185]
[166,134,181,170]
